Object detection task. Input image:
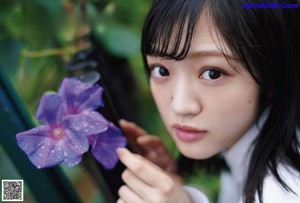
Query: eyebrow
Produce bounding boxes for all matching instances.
[187,50,238,61]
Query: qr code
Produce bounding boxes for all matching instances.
[2,180,23,202]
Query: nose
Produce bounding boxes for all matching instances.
[171,80,202,117]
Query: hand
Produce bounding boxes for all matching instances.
[117,148,191,203]
[119,119,176,173]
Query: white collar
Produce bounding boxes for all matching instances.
[223,109,269,184]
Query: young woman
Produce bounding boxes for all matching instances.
[116,0,300,202]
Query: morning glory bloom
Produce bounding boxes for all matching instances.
[89,122,127,169]
[16,77,127,170]
[16,93,108,168]
[58,78,109,136]
[59,77,104,114]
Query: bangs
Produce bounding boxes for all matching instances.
[141,0,206,60]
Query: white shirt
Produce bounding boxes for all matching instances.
[184,112,300,203]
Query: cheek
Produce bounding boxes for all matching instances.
[150,82,170,117]
[218,88,258,116]
[229,83,259,115]
[209,82,260,147]
[208,76,259,115]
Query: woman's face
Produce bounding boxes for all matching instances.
[147,13,260,159]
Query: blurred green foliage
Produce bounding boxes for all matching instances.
[0,0,152,116]
[0,0,219,202]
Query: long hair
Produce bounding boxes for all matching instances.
[141,0,300,202]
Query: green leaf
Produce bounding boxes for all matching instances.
[95,25,140,57]
[30,0,62,13]
[21,0,64,47]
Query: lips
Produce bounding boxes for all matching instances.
[173,124,207,142]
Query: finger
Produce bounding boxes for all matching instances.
[122,169,157,202]
[137,135,172,159]
[138,136,169,156]
[136,134,161,146]
[117,148,172,190]
[150,148,176,172]
[118,185,145,203]
[137,136,176,171]
[119,119,147,138]
[119,120,148,153]
[116,199,125,203]
[137,135,163,158]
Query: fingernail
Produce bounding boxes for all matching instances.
[119,119,127,124]
[117,148,127,156]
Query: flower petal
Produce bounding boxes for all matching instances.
[65,111,109,136]
[65,129,90,154]
[31,143,64,168]
[87,134,95,145]
[78,85,104,112]
[16,125,64,168]
[64,155,82,167]
[36,94,63,126]
[16,125,51,155]
[58,78,103,114]
[92,123,127,169]
[58,78,79,114]
[59,129,89,167]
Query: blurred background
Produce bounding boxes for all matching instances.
[0,0,219,202]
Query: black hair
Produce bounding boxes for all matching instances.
[141,0,300,203]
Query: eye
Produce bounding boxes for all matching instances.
[200,68,223,80]
[150,65,170,78]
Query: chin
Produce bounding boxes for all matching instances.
[180,150,215,160]
[178,147,217,160]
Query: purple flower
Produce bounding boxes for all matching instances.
[16,93,108,168]
[16,77,127,170]
[59,78,104,115]
[58,77,109,136]
[89,122,127,169]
